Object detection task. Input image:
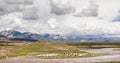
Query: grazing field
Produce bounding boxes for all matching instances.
[66,42,120,49]
[0,41,120,59]
[0,41,120,63]
[100,62,120,63]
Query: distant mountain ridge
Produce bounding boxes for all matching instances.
[0,30,120,42]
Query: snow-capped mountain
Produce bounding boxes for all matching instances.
[0,30,120,42]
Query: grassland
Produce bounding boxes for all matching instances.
[100,62,120,63]
[0,41,120,59]
[66,42,120,49]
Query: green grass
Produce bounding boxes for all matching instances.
[66,42,120,46]
[116,48,120,50]
[40,53,107,59]
[0,42,85,59]
[0,42,119,59]
[66,42,120,49]
[99,62,120,63]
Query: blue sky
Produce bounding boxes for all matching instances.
[0,0,120,35]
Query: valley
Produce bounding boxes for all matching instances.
[0,41,120,63]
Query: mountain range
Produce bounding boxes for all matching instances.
[0,30,120,42]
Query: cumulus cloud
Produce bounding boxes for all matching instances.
[5,0,33,4]
[0,0,120,35]
[74,0,99,17]
[50,0,75,15]
[0,0,33,16]
[22,6,38,20]
[47,18,59,29]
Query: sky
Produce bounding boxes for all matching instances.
[0,0,120,35]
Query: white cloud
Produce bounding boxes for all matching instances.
[5,0,33,4]
[74,0,99,17]
[0,0,120,35]
[50,0,75,15]
[47,18,59,29]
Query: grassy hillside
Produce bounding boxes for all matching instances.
[0,41,119,59]
[99,62,120,63]
[66,42,120,46]
[66,42,120,49]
